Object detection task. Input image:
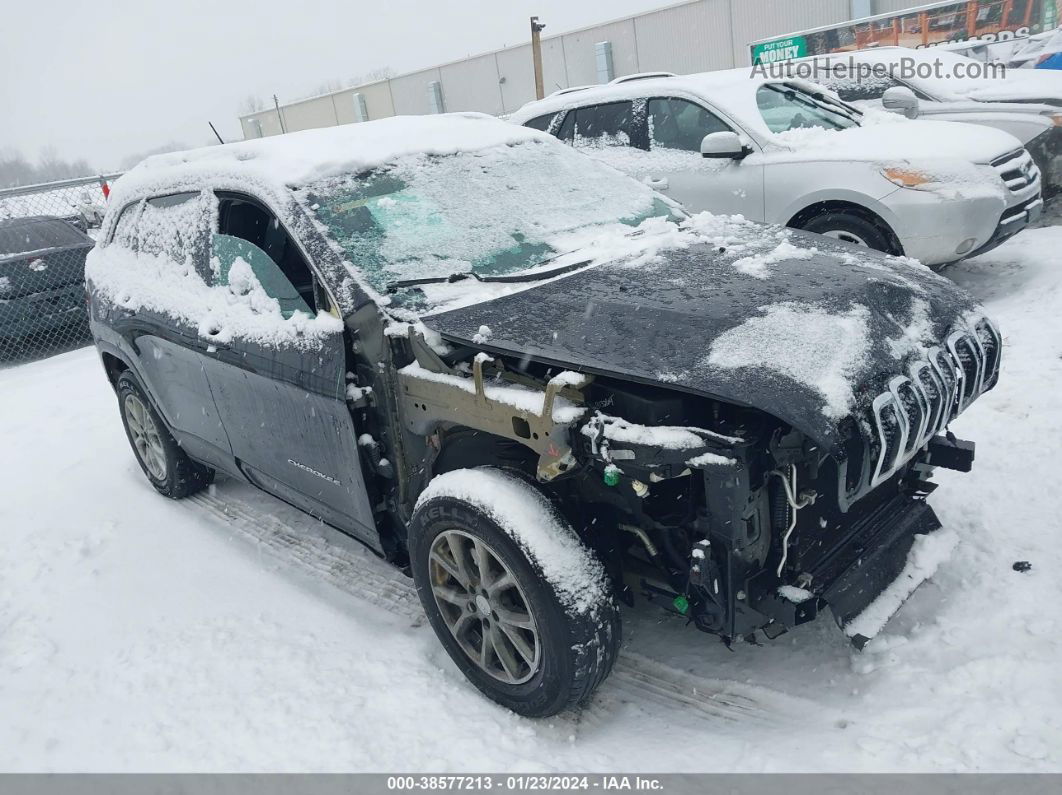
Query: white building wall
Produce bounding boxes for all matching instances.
[240,0,898,137]
[495,44,538,113]
[729,0,851,64]
[438,53,505,115]
[280,95,339,132]
[633,0,734,74]
[333,81,395,125]
[873,0,924,14]
[559,19,641,86]
[389,67,444,115]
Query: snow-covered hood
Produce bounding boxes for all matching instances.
[765,119,1023,165]
[956,71,1062,106]
[423,229,992,451]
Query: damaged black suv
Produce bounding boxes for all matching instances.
[87,114,1000,717]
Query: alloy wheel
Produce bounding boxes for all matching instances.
[124,394,168,481]
[428,529,541,685]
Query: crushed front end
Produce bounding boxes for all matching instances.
[575,314,1002,647]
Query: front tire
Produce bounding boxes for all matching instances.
[116,371,213,499]
[797,210,899,255]
[409,468,620,717]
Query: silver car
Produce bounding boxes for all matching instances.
[510,69,1042,266]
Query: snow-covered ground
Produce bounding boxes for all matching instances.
[2,223,1061,773]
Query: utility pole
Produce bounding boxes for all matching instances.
[531,16,546,100]
[273,94,287,134]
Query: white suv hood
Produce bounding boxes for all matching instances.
[959,71,1062,105]
[764,119,1023,165]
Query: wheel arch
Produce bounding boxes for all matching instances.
[100,350,130,388]
[431,426,538,479]
[786,199,904,256]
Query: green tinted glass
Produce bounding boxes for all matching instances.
[211,233,312,319]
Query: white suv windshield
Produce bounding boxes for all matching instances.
[303,139,674,300]
[756,84,860,133]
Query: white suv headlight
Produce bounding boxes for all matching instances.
[881,167,932,189]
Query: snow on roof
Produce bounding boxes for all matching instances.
[111,113,549,207]
[509,68,781,129]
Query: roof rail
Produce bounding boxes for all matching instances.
[609,71,677,84]
[546,85,597,98]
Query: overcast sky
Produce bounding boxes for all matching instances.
[0,0,674,170]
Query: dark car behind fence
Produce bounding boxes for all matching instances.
[0,175,119,363]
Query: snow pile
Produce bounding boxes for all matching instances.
[704,302,872,419]
[843,530,959,642]
[415,469,610,616]
[686,451,735,467]
[398,361,585,424]
[86,245,342,348]
[732,238,816,279]
[777,585,814,604]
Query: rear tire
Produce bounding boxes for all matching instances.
[797,210,899,255]
[116,371,213,499]
[409,468,620,717]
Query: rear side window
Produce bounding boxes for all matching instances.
[523,113,554,132]
[647,98,732,151]
[109,191,213,272]
[111,200,143,249]
[574,102,634,146]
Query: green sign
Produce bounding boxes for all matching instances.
[751,35,808,65]
[1046,0,1058,28]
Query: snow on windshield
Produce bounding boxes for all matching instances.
[301,140,664,301]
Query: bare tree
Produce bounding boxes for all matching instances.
[306,67,397,100]
[238,94,267,115]
[0,147,95,189]
[119,141,189,170]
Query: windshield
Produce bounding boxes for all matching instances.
[756,84,860,133]
[303,139,676,303]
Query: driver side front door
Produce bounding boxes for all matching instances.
[640,96,765,221]
[197,193,378,549]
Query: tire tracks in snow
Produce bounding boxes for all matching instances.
[186,487,812,728]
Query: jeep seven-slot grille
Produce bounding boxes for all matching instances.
[859,316,1001,494]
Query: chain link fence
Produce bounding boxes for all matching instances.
[0,174,120,364]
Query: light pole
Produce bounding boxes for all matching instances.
[531,16,546,100]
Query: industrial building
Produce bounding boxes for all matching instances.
[237,0,917,139]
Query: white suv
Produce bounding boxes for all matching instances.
[510,70,1043,266]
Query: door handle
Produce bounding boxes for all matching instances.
[645,176,669,191]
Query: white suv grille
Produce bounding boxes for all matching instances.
[992,148,1040,194]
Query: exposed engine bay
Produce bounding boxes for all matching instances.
[379,312,999,648]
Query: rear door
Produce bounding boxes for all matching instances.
[101,192,232,468]
[197,192,378,548]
